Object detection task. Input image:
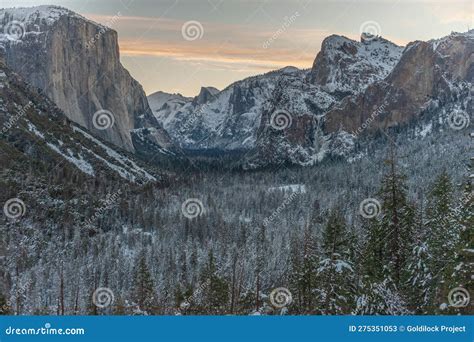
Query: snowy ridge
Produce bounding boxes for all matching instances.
[147,34,404,167]
[0,5,104,36]
[150,66,335,155]
[430,29,474,51]
[309,34,403,94]
[24,118,158,183]
[72,126,157,183]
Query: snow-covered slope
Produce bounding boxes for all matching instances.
[307,35,403,96]
[0,5,173,156]
[0,61,160,184]
[148,91,192,127]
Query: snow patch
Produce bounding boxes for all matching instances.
[46,141,95,176]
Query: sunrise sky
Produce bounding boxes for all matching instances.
[2,0,473,96]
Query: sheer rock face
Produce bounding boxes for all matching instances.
[0,6,172,153]
[324,31,474,135]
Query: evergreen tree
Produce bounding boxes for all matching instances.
[424,172,459,312]
[355,278,411,315]
[132,252,156,315]
[377,148,415,288]
[316,207,355,314]
[439,177,473,314]
[405,242,432,313]
[289,225,318,313]
[361,218,386,282]
[199,251,229,314]
[426,171,456,273]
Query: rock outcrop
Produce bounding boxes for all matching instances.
[324,31,474,135]
[307,34,403,96]
[0,5,172,153]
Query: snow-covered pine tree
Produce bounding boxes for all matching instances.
[424,171,457,312]
[361,218,386,283]
[132,251,157,315]
[438,172,473,314]
[377,147,416,289]
[199,251,229,314]
[405,242,432,313]
[354,278,411,315]
[288,224,318,314]
[450,179,473,314]
[316,207,355,314]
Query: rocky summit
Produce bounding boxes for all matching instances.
[0,5,172,155]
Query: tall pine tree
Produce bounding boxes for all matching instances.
[132,252,156,315]
[316,207,355,314]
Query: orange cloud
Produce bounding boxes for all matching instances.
[84,13,326,71]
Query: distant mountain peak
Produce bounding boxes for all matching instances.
[308,33,403,95]
[193,86,220,105]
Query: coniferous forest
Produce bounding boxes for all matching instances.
[0,4,472,318]
[1,121,472,315]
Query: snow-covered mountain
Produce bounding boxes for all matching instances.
[0,4,471,171]
[147,36,405,167]
[0,5,173,156]
[148,31,472,168]
[325,30,474,135]
[148,91,192,128]
[149,66,334,157]
[307,34,403,96]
